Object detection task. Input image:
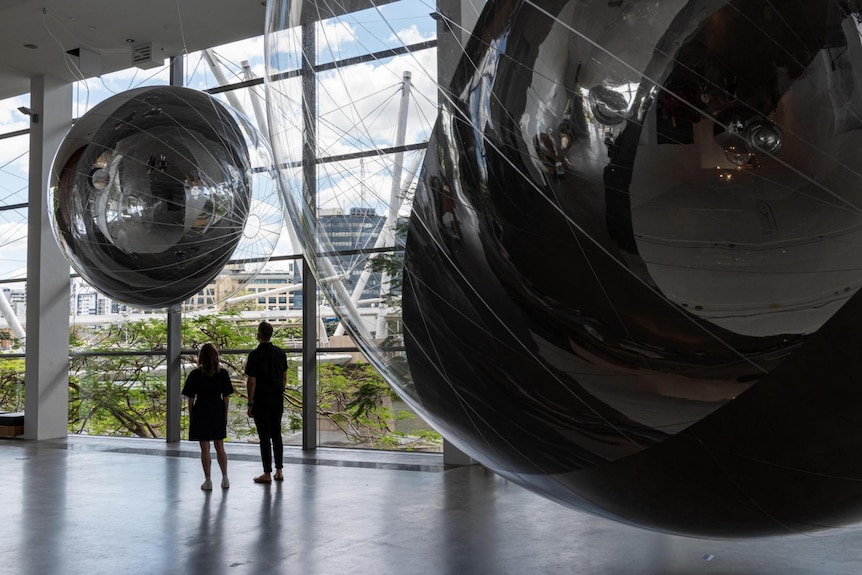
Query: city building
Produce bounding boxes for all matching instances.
[67,266,302,320]
[318,206,386,305]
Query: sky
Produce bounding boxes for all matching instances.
[0,0,442,289]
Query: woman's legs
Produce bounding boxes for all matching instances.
[199,440,213,490]
[214,439,229,488]
[214,440,228,476]
[199,440,212,477]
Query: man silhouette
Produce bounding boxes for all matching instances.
[245,321,288,483]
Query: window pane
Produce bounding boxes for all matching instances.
[74,65,170,116]
[0,111,30,374]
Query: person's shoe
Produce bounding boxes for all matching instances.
[221,477,230,489]
[201,478,213,491]
[274,471,284,482]
[253,474,272,484]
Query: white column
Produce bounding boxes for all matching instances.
[443,439,476,466]
[165,56,184,443]
[23,75,72,440]
[165,307,182,442]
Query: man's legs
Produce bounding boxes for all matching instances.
[269,404,284,474]
[253,406,273,475]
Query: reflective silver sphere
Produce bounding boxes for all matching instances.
[400,0,862,537]
[266,0,862,537]
[50,86,253,308]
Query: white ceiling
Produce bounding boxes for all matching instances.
[0,0,269,100]
[0,0,387,101]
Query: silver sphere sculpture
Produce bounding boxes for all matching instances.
[50,86,255,308]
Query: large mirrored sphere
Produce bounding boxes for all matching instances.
[267,0,862,536]
[50,86,276,308]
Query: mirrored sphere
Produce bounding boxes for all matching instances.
[50,86,275,308]
[267,0,862,536]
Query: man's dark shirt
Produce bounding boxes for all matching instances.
[244,341,288,404]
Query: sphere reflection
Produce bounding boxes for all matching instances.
[50,86,266,308]
[267,0,862,536]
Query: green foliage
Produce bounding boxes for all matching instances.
[0,357,25,413]
[276,322,303,341]
[368,219,408,303]
[69,357,167,437]
[63,313,440,450]
[368,251,404,308]
[316,363,396,447]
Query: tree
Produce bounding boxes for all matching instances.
[65,312,440,449]
[0,357,25,413]
[368,219,409,348]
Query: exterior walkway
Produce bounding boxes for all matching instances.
[1,436,861,574]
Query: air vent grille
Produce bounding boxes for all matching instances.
[131,43,164,70]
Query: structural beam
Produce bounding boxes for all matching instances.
[301,21,318,450]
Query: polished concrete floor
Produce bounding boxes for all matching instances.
[2,436,862,575]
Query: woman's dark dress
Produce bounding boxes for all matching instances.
[182,368,234,441]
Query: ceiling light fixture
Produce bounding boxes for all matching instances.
[714,108,783,166]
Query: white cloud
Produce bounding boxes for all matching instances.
[315,46,438,154]
[266,18,438,251]
[0,137,30,179]
[207,36,266,69]
[0,95,35,132]
[318,20,360,56]
[0,218,28,279]
[389,25,434,46]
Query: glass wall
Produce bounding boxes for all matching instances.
[0,96,31,416]
[2,0,442,453]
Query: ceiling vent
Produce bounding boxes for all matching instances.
[131,43,165,70]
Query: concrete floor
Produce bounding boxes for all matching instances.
[2,436,862,575]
